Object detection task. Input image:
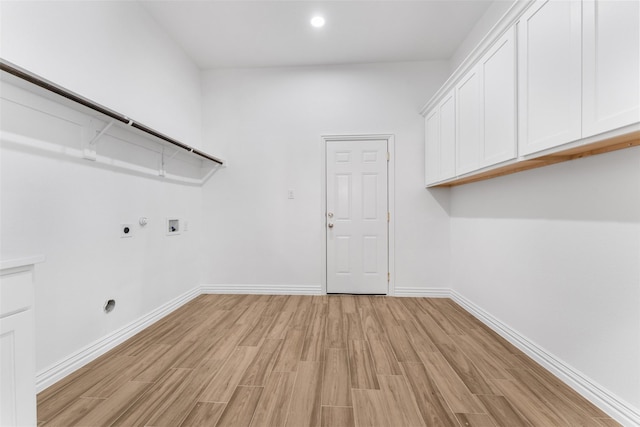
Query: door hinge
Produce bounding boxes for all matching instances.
[387,212,390,222]
[387,152,390,161]
[388,272,390,282]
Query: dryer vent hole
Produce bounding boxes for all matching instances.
[104,299,116,313]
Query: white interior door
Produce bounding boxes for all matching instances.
[326,139,388,294]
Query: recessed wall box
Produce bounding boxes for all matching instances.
[167,218,181,235]
[104,299,116,313]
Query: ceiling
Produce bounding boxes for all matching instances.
[140,1,495,69]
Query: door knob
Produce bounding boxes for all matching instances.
[327,212,334,218]
[328,223,334,228]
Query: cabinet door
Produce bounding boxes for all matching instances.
[583,0,640,137]
[481,27,517,166]
[456,66,482,174]
[518,0,582,155]
[0,310,37,427]
[424,108,440,186]
[439,91,456,180]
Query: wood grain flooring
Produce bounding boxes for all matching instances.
[38,294,619,426]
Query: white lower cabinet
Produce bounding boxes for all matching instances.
[582,0,640,137]
[1,259,41,427]
[1,310,36,427]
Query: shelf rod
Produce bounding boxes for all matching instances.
[0,59,224,165]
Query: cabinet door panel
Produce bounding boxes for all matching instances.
[456,68,482,174]
[0,310,36,427]
[518,0,582,155]
[482,27,516,166]
[439,92,456,180]
[424,108,440,186]
[583,0,640,136]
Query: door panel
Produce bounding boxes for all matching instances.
[335,236,351,274]
[327,139,388,294]
[583,0,640,136]
[362,174,379,219]
[335,174,351,219]
[424,109,440,185]
[456,67,482,174]
[518,0,582,154]
[482,27,516,166]
[439,93,456,179]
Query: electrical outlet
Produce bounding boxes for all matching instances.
[288,189,295,199]
[121,224,133,238]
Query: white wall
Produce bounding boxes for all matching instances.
[0,0,202,147]
[450,147,640,410]
[449,0,515,72]
[0,1,205,378]
[200,61,452,292]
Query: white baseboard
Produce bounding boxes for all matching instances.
[450,290,640,427]
[393,286,451,297]
[35,286,201,393]
[201,283,322,295]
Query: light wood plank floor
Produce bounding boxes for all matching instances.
[38,295,619,426]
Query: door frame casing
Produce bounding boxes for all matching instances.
[320,134,395,296]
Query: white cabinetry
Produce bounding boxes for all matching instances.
[424,108,440,185]
[517,0,582,156]
[457,27,517,174]
[1,257,43,427]
[481,27,517,166]
[421,0,639,187]
[582,0,640,137]
[439,92,456,180]
[425,90,456,185]
[456,67,482,175]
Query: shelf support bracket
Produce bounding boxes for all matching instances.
[159,148,166,177]
[159,147,180,177]
[83,119,115,161]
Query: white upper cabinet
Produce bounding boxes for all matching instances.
[424,107,440,185]
[439,92,456,180]
[456,66,482,175]
[422,0,639,187]
[456,27,517,175]
[481,27,517,167]
[425,90,456,185]
[518,0,582,156]
[582,0,640,137]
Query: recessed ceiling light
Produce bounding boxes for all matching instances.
[311,16,325,28]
